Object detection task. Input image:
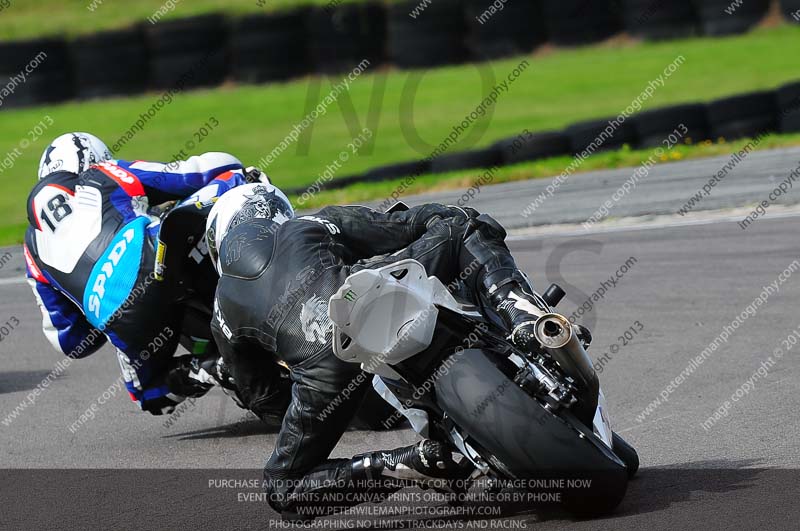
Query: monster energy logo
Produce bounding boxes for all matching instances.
[343,290,357,302]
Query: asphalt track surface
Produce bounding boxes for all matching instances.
[2,148,800,530]
[394,145,800,230]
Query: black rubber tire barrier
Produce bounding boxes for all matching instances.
[286,178,366,196]
[692,0,770,36]
[318,173,367,192]
[149,49,228,91]
[307,3,386,74]
[387,34,468,68]
[0,70,73,109]
[0,37,68,75]
[633,103,710,147]
[387,0,467,68]
[145,14,227,54]
[464,0,546,61]
[541,0,622,46]
[230,9,311,83]
[777,82,800,133]
[566,117,639,154]
[430,146,503,174]
[71,28,148,99]
[707,90,778,140]
[145,14,229,90]
[780,0,800,22]
[493,130,571,164]
[0,38,73,108]
[363,159,431,182]
[621,0,699,40]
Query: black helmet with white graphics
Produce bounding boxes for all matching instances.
[205,183,295,274]
[38,132,113,179]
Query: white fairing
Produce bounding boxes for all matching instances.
[331,259,616,453]
[593,388,614,449]
[329,259,471,379]
[372,376,429,437]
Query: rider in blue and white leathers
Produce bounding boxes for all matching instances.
[24,132,247,414]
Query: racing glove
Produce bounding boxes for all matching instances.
[166,355,217,399]
[245,166,271,185]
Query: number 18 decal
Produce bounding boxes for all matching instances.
[40,194,73,232]
[33,184,101,274]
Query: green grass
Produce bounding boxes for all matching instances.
[1,25,799,245]
[0,0,358,41]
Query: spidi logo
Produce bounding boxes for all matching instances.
[97,161,135,184]
[87,229,134,321]
[96,161,144,197]
[83,218,147,328]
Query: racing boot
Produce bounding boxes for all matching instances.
[460,213,592,352]
[490,282,594,352]
[489,278,551,354]
[352,440,474,492]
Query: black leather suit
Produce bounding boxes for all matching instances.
[210,204,527,514]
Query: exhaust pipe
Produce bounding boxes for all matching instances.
[534,314,599,408]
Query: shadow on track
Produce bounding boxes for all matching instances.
[162,417,408,442]
[467,459,785,530]
[0,370,55,395]
[161,417,282,440]
[608,459,766,519]
[390,459,777,531]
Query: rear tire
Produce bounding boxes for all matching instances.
[612,432,639,478]
[435,348,628,514]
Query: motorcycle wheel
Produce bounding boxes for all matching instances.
[612,432,639,479]
[434,348,628,515]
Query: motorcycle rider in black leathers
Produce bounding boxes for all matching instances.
[206,183,583,518]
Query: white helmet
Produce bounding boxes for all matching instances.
[206,183,295,274]
[38,132,112,179]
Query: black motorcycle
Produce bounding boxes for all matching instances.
[329,258,639,513]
